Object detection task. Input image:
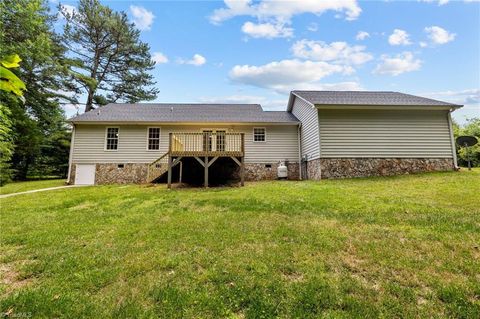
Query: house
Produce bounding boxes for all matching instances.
[67,91,462,186]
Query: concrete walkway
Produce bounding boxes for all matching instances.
[0,185,87,199]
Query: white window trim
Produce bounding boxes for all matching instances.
[146,127,161,151]
[104,127,120,151]
[252,127,266,142]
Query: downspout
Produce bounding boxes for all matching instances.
[297,123,302,180]
[67,123,76,184]
[447,109,458,169]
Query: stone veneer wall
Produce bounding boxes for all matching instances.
[70,162,300,185]
[305,158,454,180]
[95,163,148,184]
[69,163,149,185]
[244,162,299,181]
[68,164,76,185]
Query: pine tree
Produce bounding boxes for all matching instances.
[61,0,159,113]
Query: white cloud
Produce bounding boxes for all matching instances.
[307,23,318,32]
[421,89,480,123]
[198,95,290,110]
[130,5,155,31]
[419,0,449,5]
[241,21,293,39]
[356,31,370,40]
[424,26,456,45]
[419,41,428,48]
[388,29,412,46]
[178,54,207,66]
[291,40,373,65]
[210,0,361,37]
[229,59,356,94]
[422,89,480,105]
[373,52,422,76]
[210,0,361,24]
[152,52,168,64]
[60,4,76,17]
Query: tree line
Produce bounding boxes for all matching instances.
[0,0,158,185]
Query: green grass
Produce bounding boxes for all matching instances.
[1,170,479,318]
[0,179,66,195]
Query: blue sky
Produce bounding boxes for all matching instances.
[54,0,479,123]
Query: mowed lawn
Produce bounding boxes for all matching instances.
[0,179,66,195]
[1,170,479,318]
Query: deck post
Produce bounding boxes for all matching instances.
[241,133,245,186]
[240,156,245,186]
[167,156,173,189]
[179,161,183,184]
[204,156,208,188]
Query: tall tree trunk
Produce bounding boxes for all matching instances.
[85,89,94,112]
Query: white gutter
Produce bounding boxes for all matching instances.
[447,110,458,169]
[297,123,302,180]
[67,124,76,184]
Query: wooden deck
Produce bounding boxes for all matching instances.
[169,132,244,157]
[147,132,245,187]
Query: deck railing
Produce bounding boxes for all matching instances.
[169,132,244,156]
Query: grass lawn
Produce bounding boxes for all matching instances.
[0,179,66,195]
[1,170,479,318]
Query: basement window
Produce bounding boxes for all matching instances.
[105,127,119,150]
[265,164,272,168]
[117,164,125,169]
[253,127,266,142]
[148,127,161,150]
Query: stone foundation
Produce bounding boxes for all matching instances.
[70,162,300,185]
[69,163,149,185]
[95,163,148,184]
[244,162,299,181]
[306,159,322,180]
[68,164,76,185]
[305,158,454,179]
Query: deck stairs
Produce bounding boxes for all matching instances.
[147,152,170,183]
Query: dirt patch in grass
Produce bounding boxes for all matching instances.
[0,261,35,296]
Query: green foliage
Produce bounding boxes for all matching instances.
[0,0,73,181]
[454,118,480,167]
[61,0,158,112]
[0,55,27,97]
[0,54,26,185]
[1,172,479,317]
[0,104,14,185]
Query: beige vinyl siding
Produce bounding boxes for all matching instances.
[291,96,320,160]
[318,109,454,158]
[72,124,299,164]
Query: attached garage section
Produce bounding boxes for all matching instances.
[75,164,96,185]
[318,109,455,158]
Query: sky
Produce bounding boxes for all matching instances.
[53,0,480,124]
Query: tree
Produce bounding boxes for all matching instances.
[453,118,480,167]
[1,0,73,180]
[0,54,26,185]
[61,0,158,113]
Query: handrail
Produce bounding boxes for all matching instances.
[150,152,169,166]
[169,132,244,156]
[147,152,170,182]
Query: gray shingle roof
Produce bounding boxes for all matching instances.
[69,103,299,124]
[291,91,462,107]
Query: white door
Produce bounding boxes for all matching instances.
[75,164,96,185]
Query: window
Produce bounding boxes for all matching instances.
[105,127,119,150]
[148,127,160,150]
[253,127,266,142]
